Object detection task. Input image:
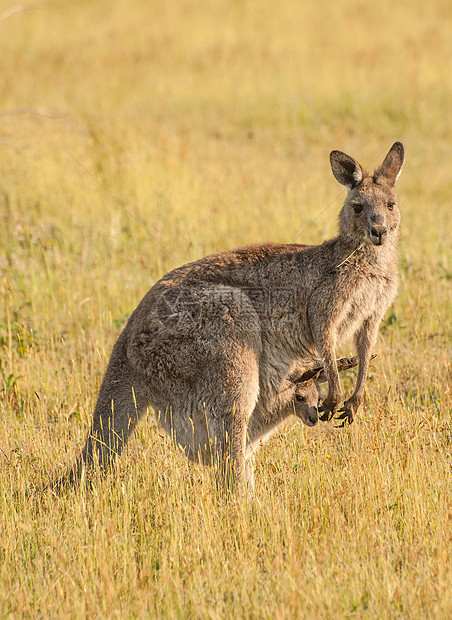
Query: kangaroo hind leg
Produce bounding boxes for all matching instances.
[213,350,260,495]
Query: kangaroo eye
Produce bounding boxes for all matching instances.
[387,202,395,211]
[352,203,363,214]
[295,394,306,403]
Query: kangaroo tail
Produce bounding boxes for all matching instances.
[51,330,149,490]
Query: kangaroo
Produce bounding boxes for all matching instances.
[59,142,404,492]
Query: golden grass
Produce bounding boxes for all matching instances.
[1,0,451,616]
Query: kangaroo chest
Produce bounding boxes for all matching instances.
[336,273,393,343]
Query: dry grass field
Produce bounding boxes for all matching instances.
[1,0,451,617]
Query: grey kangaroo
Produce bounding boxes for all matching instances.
[60,142,404,492]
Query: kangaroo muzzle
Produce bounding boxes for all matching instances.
[303,406,319,427]
[370,224,387,245]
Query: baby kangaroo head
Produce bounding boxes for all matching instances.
[293,379,320,427]
[330,142,405,247]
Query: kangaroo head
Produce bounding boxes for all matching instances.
[330,142,405,247]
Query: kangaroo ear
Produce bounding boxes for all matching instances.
[297,363,328,384]
[296,367,323,383]
[330,150,365,190]
[373,142,405,187]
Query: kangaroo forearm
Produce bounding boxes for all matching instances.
[311,327,342,397]
[353,317,380,397]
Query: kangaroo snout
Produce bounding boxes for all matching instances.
[370,224,387,245]
[304,406,319,427]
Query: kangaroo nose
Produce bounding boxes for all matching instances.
[371,225,387,237]
[370,225,387,245]
[307,407,318,426]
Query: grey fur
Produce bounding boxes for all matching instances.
[61,142,404,492]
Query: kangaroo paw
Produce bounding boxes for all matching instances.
[335,406,354,427]
[318,405,332,422]
[318,395,341,422]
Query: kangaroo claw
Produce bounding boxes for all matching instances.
[335,407,354,426]
[318,405,334,422]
